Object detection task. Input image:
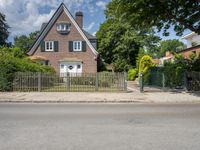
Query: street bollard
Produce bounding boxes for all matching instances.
[140,73,144,92]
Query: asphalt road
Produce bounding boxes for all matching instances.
[0,103,200,150]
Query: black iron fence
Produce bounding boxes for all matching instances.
[186,71,200,91]
[139,70,200,92]
[13,72,127,92]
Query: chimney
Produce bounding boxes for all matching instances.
[75,11,83,28]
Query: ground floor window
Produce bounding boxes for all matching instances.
[38,60,48,66]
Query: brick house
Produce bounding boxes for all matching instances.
[26,3,98,74]
[177,45,200,59]
[178,32,200,58]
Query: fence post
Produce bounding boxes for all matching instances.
[95,72,99,91]
[140,73,144,92]
[124,72,127,91]
[183,71,188,91]
[162,73,165,90]
[67,72,70,91]
[38,72,41,92]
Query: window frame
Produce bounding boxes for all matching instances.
[45,41,54,51]
[73,41,82,51]
[57,23,69,32]
[38,60,48,66]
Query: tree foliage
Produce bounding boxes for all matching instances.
[128,68,138,81]
[139,55,155,74]
[14,31,39,52]
[158,39,186,57]
[138,55,155,83]
[107,0,200,36]
[97,17,160,72]
[0,12,9,46]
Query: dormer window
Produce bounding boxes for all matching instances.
[56,23,71,34]
[57,24,66,31]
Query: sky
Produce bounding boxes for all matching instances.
[0,0,190,43]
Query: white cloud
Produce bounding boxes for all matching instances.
[84,22,95,32]
[0,0,97,38]
[96,1,107,10]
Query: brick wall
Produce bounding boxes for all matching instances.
[32,10,97,73]
[178,46,200,59]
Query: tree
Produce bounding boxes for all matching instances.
[14,31,39,52]
[107,0,200,36]
[158,39,186,57]
[0,12,9,46]
[97,19,160,71]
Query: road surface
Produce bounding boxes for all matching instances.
[0,103,200,150]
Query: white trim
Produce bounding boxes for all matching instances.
[28,4,98,56]
[45,41,54,51]
[57,23,66,31]
[62,5,98,55]
[29,6,62,55]
[73,41,82,51]
[60,62,83,74]
[181,32,196,40]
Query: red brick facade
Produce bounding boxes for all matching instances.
[27,5,98,73]
[177,45,200,59]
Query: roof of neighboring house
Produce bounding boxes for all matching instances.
[29,55,48,61]
[153,58,161,65]
[177,44,200,53]
[26,3,98,56]
[83,30,97,40]
[181,32,196,40]
[40,23,47,32]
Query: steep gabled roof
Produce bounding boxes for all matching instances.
[177,44,200,53]
[40,23,47,33]
[26,3,98,56]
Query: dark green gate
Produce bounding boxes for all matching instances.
[139,67,186,92]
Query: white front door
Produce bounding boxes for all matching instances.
[60,62,82,75]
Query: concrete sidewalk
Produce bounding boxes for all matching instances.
[0,91,199,103]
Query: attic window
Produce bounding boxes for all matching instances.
[57,23,71,33]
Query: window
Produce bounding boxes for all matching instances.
[38,60,48,66]
[73,41,82,51]
[77,64,81,69]
[57,24,66,31]
[45,41,54,51]
[61,64,65,69]
[57,23,70,32]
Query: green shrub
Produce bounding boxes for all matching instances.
[70,76,96,85]
[163,62,184,88]
[128,68,138,81]
[0,47,55,91]
[138,55,155,84]
[98,72,114,87]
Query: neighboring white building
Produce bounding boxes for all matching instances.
[181,32,200,48]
